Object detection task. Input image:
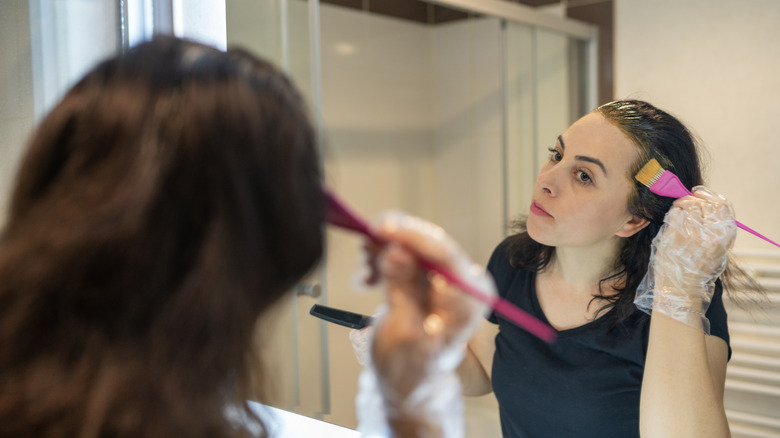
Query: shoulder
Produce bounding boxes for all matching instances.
[487,236,514,269]
[487,236,527,285]
[487,235,529,272]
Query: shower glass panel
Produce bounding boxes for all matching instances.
[504,21,536,231]
[318,5,506,429]
[504,24,593,231]
[322,3,438,427]
[0,0,120,224]
[317,2,595,431]
[225,0,331,421]
[223,0,595,431]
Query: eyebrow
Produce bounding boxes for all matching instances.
[558,135,608,176]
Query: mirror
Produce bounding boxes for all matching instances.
[4,1,780,436]
[224,0,594,432]
[0,0,593,435]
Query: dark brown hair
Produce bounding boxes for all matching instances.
[506,100,760,327]
[0,37,323,437]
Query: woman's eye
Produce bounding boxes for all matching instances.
[576,170,592,184]
[548,148,562,162]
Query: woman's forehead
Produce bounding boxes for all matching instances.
[561,113,639,172]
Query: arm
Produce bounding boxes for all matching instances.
[640,314,730,437]
[635,187,735,438]
[457,320,498,396]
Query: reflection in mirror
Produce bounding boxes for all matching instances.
[311,0,592,433]
[0,1,594,436]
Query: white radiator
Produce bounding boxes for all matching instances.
[725,249,780,438]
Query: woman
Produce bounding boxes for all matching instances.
[0,36,485,437]
[456,100,757,438]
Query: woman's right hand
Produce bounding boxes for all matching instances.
[354,211,496,438]
[349,326,372,367]
[636,186,736,331]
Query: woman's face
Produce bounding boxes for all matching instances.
[527,112,644,249]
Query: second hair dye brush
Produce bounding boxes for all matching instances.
[635,159,780,248]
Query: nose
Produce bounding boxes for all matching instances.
[536,165,558,197]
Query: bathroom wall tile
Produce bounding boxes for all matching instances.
[431,18,503,138]
[434,131,503,265]
[321,5,432,132]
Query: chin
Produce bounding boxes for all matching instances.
[526,220,554,246]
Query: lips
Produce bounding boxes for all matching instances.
[530,201,552,217]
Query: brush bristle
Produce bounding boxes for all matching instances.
[634,158,665,187]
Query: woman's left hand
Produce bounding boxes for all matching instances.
[369,212,493,398]
[354,211,495,438]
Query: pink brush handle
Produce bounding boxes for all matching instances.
[650,172,780,248]
[734,221,780,249]
[418,260,557,343]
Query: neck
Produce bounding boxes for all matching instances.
[546,237,623,293]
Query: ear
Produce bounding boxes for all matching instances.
[615,214,650,238]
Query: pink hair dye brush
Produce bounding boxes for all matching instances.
[635,159,780,249]
[323,188,557,343]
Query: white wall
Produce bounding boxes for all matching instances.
[615,4,780,435]
[614,0,780,252]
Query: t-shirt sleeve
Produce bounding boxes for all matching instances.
[705,278,731,360]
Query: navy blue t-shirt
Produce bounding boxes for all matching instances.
[486,238,730,438]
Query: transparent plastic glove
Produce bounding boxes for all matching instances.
[355,211,496,438]
[635,186,736,333]
[349,326,374,367]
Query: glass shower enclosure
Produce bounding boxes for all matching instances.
[224,0,598,432]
